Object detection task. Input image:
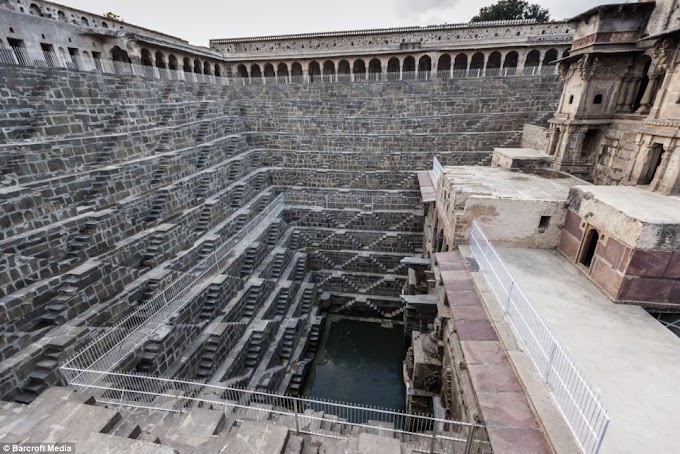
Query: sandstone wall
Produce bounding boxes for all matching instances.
[0,64,562,402]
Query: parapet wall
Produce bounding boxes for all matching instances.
[212,20,572,57]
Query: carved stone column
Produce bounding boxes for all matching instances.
[636,73,660,114]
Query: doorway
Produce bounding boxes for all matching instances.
[579,228,600,269]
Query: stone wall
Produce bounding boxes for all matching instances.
[521,124,549,150]
[0,63,562,403]
[231,75,563,153]
[211,20,571,56]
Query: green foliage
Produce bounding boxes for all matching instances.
[471,0,550,22]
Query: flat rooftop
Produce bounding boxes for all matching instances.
[442,166,584,203]
[573,185,680,224]
[494,247,680,454]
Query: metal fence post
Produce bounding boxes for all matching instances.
[505,281,514,313]
[294,399,300,434]
[429,421,439,454]
[464,425,476,454]
[544,341,558,382]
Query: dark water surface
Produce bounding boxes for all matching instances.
[306,317,406,411]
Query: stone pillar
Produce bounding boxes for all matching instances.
[615,78,631,112]
[636,73,660,114]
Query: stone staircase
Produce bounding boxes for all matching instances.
[140,232,166,269]
[240,247,258,277]
[280,326,297,361]
[200,282,222,320]
[195,121,211,144]
[145,190,170,224]
[195,201,216,233]
[83,171,111,206]
[242,285,262,318]
[196,145,212,169]
[149,156,171,186]
[39,276,80,326]
[270,253,286,279]
[273,287,290,317]
[299,286,316,315]
[135,340,162,373]
[65,220,97,262]
[154,130,172,154]
[3,384,442,453]
[245,331,264,368]
[196,336,220,379]
[293,254,307,280]
[230,184,246,207]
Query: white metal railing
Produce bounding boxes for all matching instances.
[61,194,284,376]
[234,65,557,85]
[0,47,557,87]
[468,220,609,454]
[285,192,422,211]
[57,192,487,451]
[431,157,443,185]
[58,369,488,454]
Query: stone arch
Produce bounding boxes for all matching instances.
[291,62,303,77]
[562,49,569,59]
[101,22,109,29]
[368,58,381,74]
[140,48,153,66]
[453,53,468,71]
[214,64,221,77]
[503,51,519,74]
[57,10,66,22]
[29,3,42,16]
[353,59,366,79]
[338,60,351,79]
[168,54,178,71]
[81,16,89,26]
[486,51,501,70]
[194,59,202,73]
[525,49,540,67]
[403,56,416,72]
[309,61,321,82]
[323,60,335,79]
[264,63,275,78]
[250,63,262,78]
[203,61,211,75]
[154,51,166,69]
[110,46,131,74]
[470,52,484,71]
[183,57,192,73]
[543,49,558,66]
[437,54,451,72]
[237,64,248,78]
[418,55,431,72]
[387,57,400,74]
[110,46,130,63]
[277,63,289,80]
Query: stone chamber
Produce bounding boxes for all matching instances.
[0,58,562,452]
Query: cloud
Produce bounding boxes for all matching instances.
[395,0,456,14]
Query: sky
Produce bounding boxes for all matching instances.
[54,0,611,47]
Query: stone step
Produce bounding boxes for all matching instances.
[79,433,175,454]
[222,421,289,454]
[25,401,122,443]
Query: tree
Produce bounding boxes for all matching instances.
[471,0,550,22]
